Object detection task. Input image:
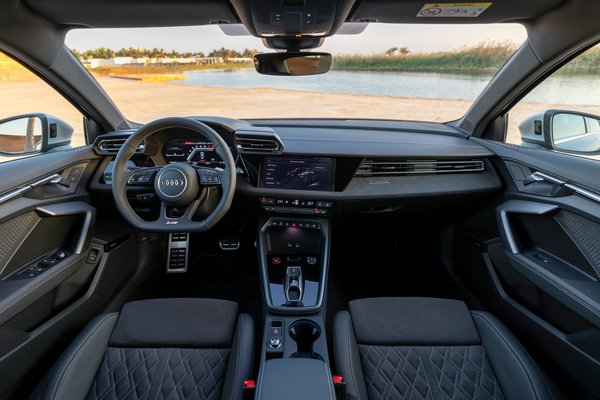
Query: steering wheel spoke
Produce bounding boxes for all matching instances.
[127,167,160,186]
[157,199,203,229]
[196,166,225,187]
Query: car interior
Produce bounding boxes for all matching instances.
[0,0,599,399]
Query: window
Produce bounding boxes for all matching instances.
[65,24,525,123]
[0,51,84,162]
[507,44,600,156]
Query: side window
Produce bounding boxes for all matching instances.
[507,44,600,157]
[0,51,84,163]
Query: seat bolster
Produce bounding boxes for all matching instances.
[222,313,255,400]
[349,297,480,345]
[333,311,368,400]
[109,298,238,348]
[40,313,119,400]
[472,311,553,400]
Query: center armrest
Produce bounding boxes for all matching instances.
[256,358,335,400]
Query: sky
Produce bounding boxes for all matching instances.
[65,23,527,55]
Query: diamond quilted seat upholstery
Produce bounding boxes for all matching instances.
[358,345,503,400]
[38,298,254,400]
[87,348,230,400]
[334,297,553,400]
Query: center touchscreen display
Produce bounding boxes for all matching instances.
[260,156,335,191]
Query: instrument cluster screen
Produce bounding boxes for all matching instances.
[162,137,225,168]
[260,156,335,191]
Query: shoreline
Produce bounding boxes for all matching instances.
[2,76,599,151]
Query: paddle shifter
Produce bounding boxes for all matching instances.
[285,266,304,303]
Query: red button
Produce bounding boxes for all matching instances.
[333,376,344,384]
[244,380,256,388]
[272,257,281,265]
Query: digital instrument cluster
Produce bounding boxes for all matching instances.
[162,137,225,168]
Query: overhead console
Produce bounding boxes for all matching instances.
[230,0,357,41]
[251,0,337,37]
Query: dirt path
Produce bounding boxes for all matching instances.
[2,77,600,149]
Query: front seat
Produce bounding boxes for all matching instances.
[334,297,553,400]
[38,298,254,400]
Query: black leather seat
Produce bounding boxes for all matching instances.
[38,298,254,400]
[334,297,553,400]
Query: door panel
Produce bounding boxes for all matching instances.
[456,138,600,398]
[0,201,96,324]
[497,199,600,328]
[0,148,105,399]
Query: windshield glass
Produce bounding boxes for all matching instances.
[66,24,526,123]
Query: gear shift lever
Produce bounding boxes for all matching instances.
[285,266,303,303]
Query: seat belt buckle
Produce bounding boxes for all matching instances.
[333,375,346,399]
[243,379,256,399]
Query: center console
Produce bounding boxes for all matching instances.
[253,156,340,399]
[257,216,330,313]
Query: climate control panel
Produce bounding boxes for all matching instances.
[259,197,333,215]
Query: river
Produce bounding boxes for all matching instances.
[171,68,598,105]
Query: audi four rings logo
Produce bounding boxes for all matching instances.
[161,178,185,187]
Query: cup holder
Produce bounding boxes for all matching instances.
[288,319,323,360]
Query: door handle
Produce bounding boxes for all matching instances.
[0,174,72,205]
[496,200,559,254]
[523,171,565,186]
[523,171,600,203]
[31,173,70,188]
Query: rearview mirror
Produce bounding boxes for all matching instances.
[518,109,600,154]
[254,52,331,76]
[0,114,73,156]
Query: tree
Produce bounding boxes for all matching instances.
[208,47,242,59]
[71,49,82,59]
[70,47,253,60]
[242,48,259,58]
[385,47,399,56]
[398,47,410,55]
[82,47,114,59]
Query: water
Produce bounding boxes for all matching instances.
[171,68,599,105]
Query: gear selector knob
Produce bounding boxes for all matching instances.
[285,266,303,302]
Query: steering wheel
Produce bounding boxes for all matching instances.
[112,117,236,232]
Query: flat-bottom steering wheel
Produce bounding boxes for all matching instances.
[112,117,236,232]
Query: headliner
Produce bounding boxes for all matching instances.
[24,0,565,31]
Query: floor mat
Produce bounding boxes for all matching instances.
[330,226,459,302]
[154,253,260,314]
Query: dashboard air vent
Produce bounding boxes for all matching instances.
[356,159,485,177]
[234,128,283,154]
[96,138,144,154]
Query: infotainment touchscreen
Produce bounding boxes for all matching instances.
[260,156,335,191]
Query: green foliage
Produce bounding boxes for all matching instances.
[333,42,517,73]
[72,47,259,60]
[560,45,600,74]
[207,48,258,59]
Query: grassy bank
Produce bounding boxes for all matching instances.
[0,53,37,82]
[333,43,516,74]
[333,43,600,74]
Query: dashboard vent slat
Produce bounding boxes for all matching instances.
[236,137,281,153]
[356,159,485,177]
[97,138,144,155]
[234,128,284,154]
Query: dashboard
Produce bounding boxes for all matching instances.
[162,137,225,168]
[92,118,503,221]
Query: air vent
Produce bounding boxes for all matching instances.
[355,159,485,177]
[234,128,283,154]
[96,138,144,155]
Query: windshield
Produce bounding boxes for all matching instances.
[66,24,526,123]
